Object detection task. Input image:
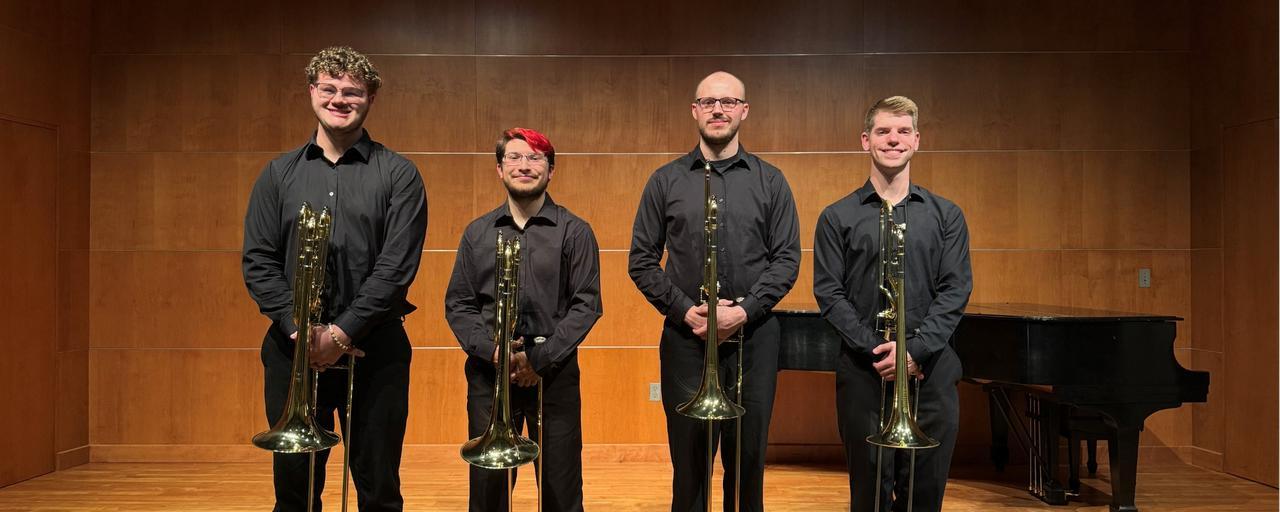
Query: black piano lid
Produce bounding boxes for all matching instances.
[965,303,1182,323]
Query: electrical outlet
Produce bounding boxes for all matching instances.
[648,383,662,402]
[1138,268,1152,288]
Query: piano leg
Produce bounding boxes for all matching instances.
[1107,425,1141,512]
[987,391,1009,472]
[1035,398,1068,505]
[1067,432,1081,495]
[1088,438,1099,475]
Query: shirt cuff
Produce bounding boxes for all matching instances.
[905,333,932,368]
[666,294,698,326]
[273,313,299,340]
[526,341,553,376]
[736,295,763,324]
[333,313,367,346]
[470,340,497,364]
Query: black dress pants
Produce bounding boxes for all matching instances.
[465,351,583,512]
[262,322,412,512]
[836,345,961,512]
[659,317,780,512]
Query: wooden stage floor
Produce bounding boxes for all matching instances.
[0,460,1272,511]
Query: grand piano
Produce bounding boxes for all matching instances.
[775,303,1210,512]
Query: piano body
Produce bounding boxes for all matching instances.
[774,303,1210,512]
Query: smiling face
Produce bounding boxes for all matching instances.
[309,72,373,136]
[692,72,749,147]
[497,138,554,200]
[861,111,920,175]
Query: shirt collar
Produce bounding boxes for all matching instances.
[305,129,373,163]
[494,194,561,228]
[684,145,752,174]
[855,179,927,205]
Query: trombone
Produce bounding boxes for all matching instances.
[461,232,540,510]
[676,162,746,512]
[251,202,358,512]
[866,200,937,512]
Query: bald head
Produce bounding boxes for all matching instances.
[694,71,746,101]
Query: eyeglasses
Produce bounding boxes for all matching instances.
[695,97,746,112]
[313,83,368,102]
[503,152,547,164]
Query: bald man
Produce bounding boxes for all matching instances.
[629,71,801,512]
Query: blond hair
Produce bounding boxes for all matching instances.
[305,46,382,95]
[863,95,918,133]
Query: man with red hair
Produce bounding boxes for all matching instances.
[446,128,603,511]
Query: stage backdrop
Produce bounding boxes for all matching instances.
[31,0,1272,488]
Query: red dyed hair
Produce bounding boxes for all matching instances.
[496,127,555,167]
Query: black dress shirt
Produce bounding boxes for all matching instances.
[813,179,972,364]
[629,146,801,326]
[242,130,428,345]
[445,196,603,375]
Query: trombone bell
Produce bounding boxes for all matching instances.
[865,401,939,449]
[460,426,541,470]
[252,413,341,453]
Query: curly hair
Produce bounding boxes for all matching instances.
[305,46,382,95]
[863,95,918,133]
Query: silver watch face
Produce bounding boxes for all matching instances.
[534,336,547,345]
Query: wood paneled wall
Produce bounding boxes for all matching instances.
[84,0,1238,471]
[1189,0,1279,486]
[0,0,91,482]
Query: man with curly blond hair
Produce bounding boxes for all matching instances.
[244,46,427,511]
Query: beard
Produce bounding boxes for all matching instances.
[504,177,550,200]
[698,117,739,147]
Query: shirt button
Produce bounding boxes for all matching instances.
[329,192,335,197]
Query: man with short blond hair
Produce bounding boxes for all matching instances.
[244,46,427,511]
[814,95,972,511]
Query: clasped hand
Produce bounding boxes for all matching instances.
[491,337,541,387]
[290,324,365,371]
[871,341,923,381]
[685,299,747,343]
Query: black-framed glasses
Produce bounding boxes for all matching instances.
[503,152,546,164]
[695,97,746,112]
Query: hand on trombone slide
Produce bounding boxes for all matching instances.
[872,340,923,381]
[509,337,541,387]
[491,338,541,387]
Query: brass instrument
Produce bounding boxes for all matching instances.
[677,162,746,512]
[461,232,540,509]
[252,202,358,512]
[866,200,938,512]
